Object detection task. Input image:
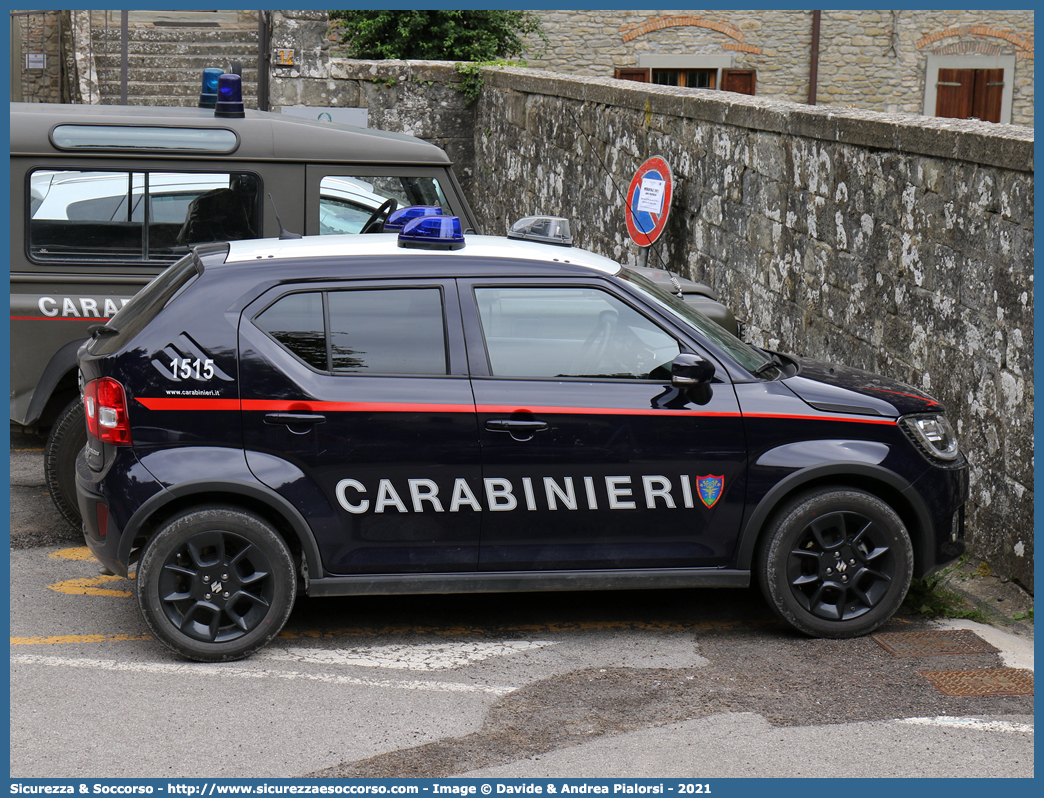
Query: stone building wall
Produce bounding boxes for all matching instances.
[526,10,1034,127]
[11,10,65,103]
[268,53,1034,588]
[474,69,1034,591]
[268,11,478,192]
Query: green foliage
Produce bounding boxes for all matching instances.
[904,573,986,621]
[329,10,543,62]
[454,59,525,104]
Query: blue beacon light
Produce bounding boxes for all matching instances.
[214,74,246,119]
[397,215,465,250]
[198,68,223,109]
[383,205,443,232]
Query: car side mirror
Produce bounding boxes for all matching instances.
[671,353,714,387]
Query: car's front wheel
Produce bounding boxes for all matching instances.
[137,507,296,661]
[757,488,913,638]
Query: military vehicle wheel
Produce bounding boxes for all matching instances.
[45,397,87,530]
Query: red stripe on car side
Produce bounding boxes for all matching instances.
[135,398,241,411]
[743,412,896,426]
[133,397,897,425]
[239,400,473,414]
[475,404,739,418]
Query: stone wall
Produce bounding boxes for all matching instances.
[269,12,478,192]
[11,10,65,103]
[267,56,1034,587]
[527,9,1035,127]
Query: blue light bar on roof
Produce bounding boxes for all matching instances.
[214,74,245,119]
[397,215,465,250]
[198,68,223,108]
[384,205,443,232]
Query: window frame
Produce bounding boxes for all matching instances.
[26,166,263,266]
[465,280,686,383]
[250,280,460,379]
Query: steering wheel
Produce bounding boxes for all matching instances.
[571,312,616,375]
[359,198,399,234]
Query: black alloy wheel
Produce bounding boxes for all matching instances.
[137,507,296,661]
[758,488,913,638]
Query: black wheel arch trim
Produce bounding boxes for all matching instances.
[24,338,85,426]
[734,461,934,575]
[118,478,323,582]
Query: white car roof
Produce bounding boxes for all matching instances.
[224,233,622,275]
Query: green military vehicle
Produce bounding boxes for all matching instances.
[11,97,479,529]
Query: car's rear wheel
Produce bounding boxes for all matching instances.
[757,488,913,638]
[137,507,296,661]
[44,397,87,530]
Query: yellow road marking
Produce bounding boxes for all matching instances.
[12,447,45,452]
[47,575,132,598]
[11,634,151,645]
[49,546,97,561]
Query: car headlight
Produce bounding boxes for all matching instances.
[901,413,960,462]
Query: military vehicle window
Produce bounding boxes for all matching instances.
[52,124,238,153]
[328,288,447,374]
[475,287,680,380]
[255,292,328,371]
[319,176,450,235]
[28,169,261,264]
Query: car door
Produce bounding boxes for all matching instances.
[459,277,747,571]
[239,278,482,575]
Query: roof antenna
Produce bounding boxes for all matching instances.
[268,193,301,239]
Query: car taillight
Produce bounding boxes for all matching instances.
[84,377,132,445]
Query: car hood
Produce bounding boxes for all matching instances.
[782,357,944,417]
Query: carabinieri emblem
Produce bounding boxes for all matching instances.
[696,475,724,508]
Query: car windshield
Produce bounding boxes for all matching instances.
[619,268,773,375]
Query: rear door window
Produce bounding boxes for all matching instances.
[255,286,448,375]
[28,169,261,264]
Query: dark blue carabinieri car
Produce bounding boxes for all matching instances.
[75,213,969,661]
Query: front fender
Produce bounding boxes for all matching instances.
[733,458,933,573]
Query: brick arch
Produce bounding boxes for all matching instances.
[916,25,1033,60]
[620,15,762,55]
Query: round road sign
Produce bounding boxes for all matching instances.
[625,156,674,247]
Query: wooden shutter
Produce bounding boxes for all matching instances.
[937,68,1004,123]
[936,68,973,119]
[721,69,756,95]
[973,68,1004,123]
[615,68,650,83]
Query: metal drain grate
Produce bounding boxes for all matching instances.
[873,629,999,657]
[917,669,1034,697]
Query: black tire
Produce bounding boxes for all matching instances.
[757,488,913,639]
[45,397,87,530]
[137,507,297,662]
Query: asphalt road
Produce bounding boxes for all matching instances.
[9,427,1034,779]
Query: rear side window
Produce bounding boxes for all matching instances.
[256,287,447,375]
[254,292,327,370]
[28,169,261,264]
